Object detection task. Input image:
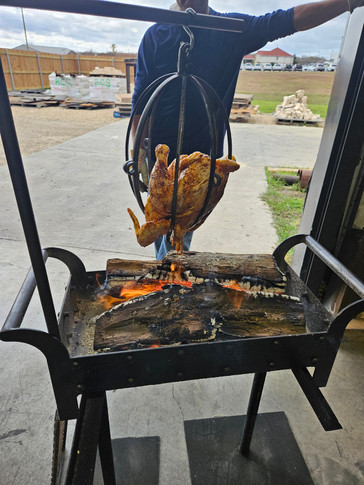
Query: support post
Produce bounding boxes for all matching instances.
[239,372,267,456]
[5,49,15,91]
[65,392,116,485]
[292,367,342,431]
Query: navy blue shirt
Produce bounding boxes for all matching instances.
[132,8,296,159]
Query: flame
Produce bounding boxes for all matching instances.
[223,280,247,309]
[97,277,191,310]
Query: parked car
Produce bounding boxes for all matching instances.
[283,64,292,71]
[272,63,282,71]
[244,63,253,71]
[263,63,272,71]
[316,63,325,71]
[307,64,316,71]
[327,63,337,71]
[253,63,263,71]
[292,64,302,71]
[302,65,309,71]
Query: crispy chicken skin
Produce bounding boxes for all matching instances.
[127,144,239,253]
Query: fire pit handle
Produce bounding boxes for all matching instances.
[1,247,87,333]
[273,234,364,299]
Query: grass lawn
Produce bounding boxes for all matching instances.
[236,71,334,117]
[261,169,306,255]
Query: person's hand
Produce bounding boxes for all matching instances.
[348,0,364,12]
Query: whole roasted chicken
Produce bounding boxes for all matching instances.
[127,144,239,253]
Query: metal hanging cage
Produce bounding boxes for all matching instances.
[124,11,233,240]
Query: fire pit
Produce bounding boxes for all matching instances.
[85,252,305,352]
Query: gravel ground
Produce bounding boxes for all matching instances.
[0,106,120,165]
[0,105,275,165]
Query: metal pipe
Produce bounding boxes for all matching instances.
[0,59,60,339]
[36,51,44,89]
[77,55,81,75]
[171,74,188,233]
[273,234,364,299]
[0,0,245,33]
[305,235,364,298]
[5,49,15,91]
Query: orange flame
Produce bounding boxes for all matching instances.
[97,277,192,310]
[223,280,247,309]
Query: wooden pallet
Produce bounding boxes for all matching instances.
[60,100,114,109]
[9,93,62,108]
[274,116,322,125]
[229,105,259,121]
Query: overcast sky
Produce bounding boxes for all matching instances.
[0,0,349,59]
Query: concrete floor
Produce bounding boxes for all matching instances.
[0,119,363,484]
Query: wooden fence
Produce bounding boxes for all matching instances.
[0,48,137,91]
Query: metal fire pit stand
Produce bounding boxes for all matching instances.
[1,2,364,484]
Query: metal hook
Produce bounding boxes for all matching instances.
[183,8,196,51]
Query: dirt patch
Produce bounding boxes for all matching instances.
[0,106,120,165]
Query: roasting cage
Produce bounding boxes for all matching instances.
[124,12,233,236]
[0,1,364,484]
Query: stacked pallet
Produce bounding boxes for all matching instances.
[113,93,132,118]
[9,90,65,108]
[89,67,125,77]
[229,94,259,122]
[60,98,114,109]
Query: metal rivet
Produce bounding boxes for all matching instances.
[177,350,184,357]
[72,361,79,367]
[128,377,134,384]
[269,361,276,367]
[311,357,319,364]
[177,372,183,379]
[127,355,133,361]
[224,367,231,373]
[319,335,325,342]
[76,384,84,392]
[273,340,279,346]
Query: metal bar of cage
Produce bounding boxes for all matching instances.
[0,0,245,32]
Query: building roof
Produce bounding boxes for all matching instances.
[12,44,76,55]
[243,54,255,60]
[257,47,292,57]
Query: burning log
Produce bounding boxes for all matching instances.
[93,281,304,351]
[106,252,286,292]
[93,252,301,351]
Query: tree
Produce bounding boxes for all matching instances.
[111,44,117,53]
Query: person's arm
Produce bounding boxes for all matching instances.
[293,0,361,31]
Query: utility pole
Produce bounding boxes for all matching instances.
[21,8,29,50]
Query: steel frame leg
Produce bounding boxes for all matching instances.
[239,372,267,456]
[292,367,341,431]
[65,391,116,485]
